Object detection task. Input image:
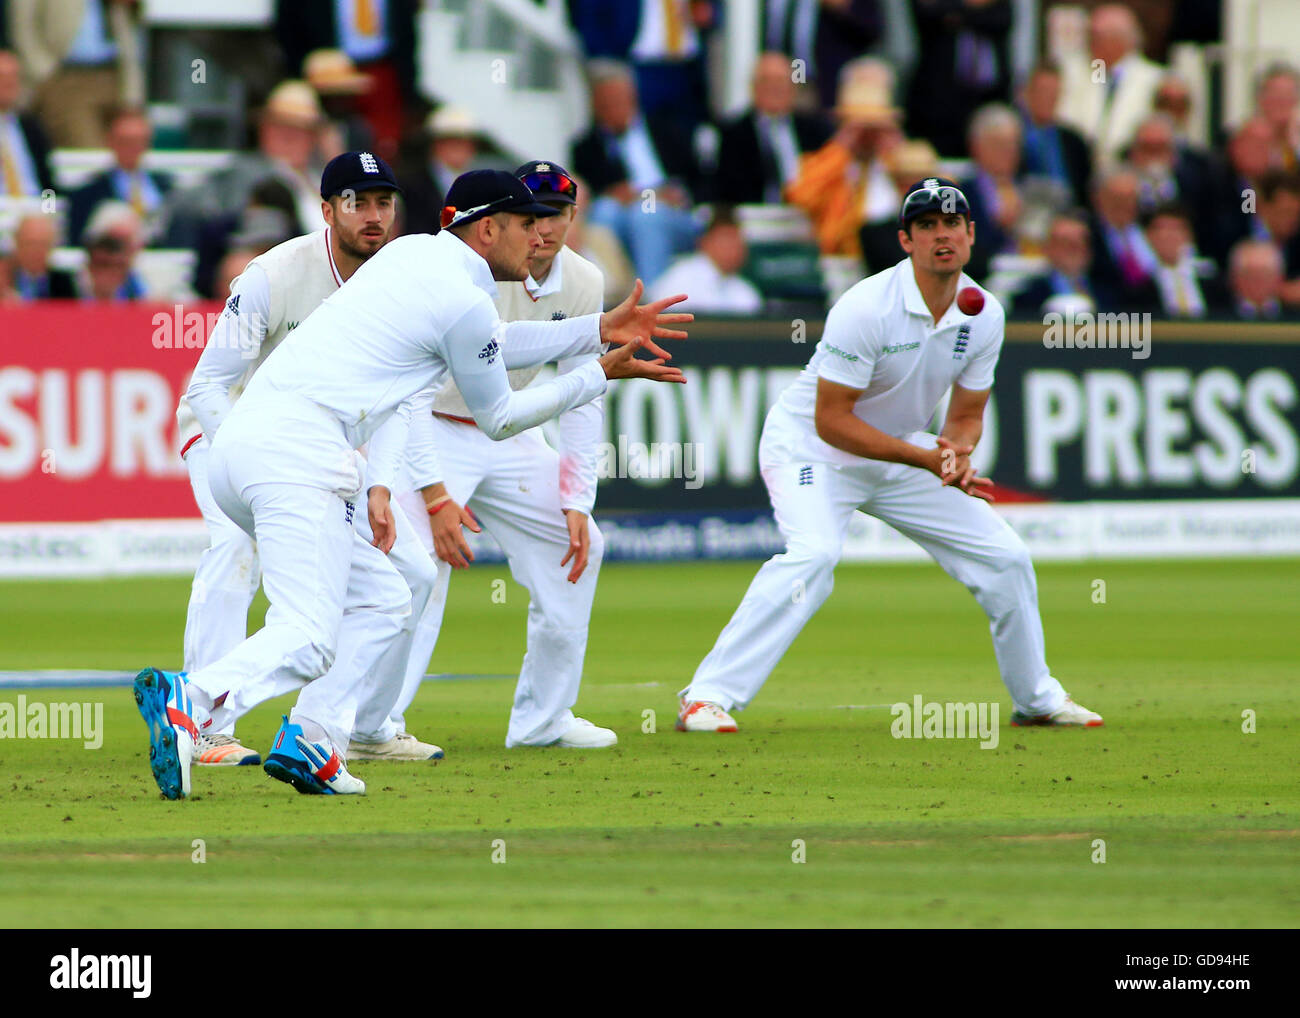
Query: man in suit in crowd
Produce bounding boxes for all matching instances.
[68,104,171,244]
[1225,239,1297,321]
[1019,61,1093,209]
[0,48,52,198]
[713,50,831,205]
[9,211,77,299]
[572,59,700,286]
[1089,165,1159,303]
[1141,203,1228,319]
[1057,3,1164,168]
[1010,210,1113,318]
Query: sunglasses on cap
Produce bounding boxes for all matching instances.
[520,170,577,201]
[899,184,970,224]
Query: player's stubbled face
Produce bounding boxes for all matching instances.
[902,212,974,275]
[492,213,543,281]
[332,190,396,260]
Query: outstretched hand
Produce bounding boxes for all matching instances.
[599,279,692,362]
[599,337,686,383]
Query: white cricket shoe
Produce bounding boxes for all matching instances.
[347,732,445,761]
[1011,697,1104,727]
[195,732,261,766]
[554,717,618,748]
[676,699,738,733]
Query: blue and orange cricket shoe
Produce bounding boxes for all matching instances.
[133,667,197,800]
[264,716,366,796]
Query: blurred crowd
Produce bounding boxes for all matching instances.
[1,0,1297,321]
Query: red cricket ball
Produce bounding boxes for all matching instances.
[957,286,985,316]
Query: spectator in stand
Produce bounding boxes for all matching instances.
[713,51,832,205]
[1057,3,1164,169]
[763,0,885,112]
[907,0,1014,158]
[67,105,170,246]
[1010,210,1110,319]
[1152,74,1203,154]
[1089,164,1158,304]
[274,0,417,160]
[1019,61,1091,209]
[10,0,144,148]
[625,0,718,132]
[572,59,701,286]
[398,106,493,236]
[0,48,52,199]
[1226,239,1293,321]
[191,177,301,299]
[0,249,13,302]
[163,81,326,249]
[306,48,376,159]
[1254,63,1300,173]
[785,58,901,258]
[9,211,76,298]
[76,199,145,301]
[649,204,761,314]
[858,138,939,273]
[1125,114,1213,244]
[1142,203,1227,319]
[1210,118,1277,269]
[1249,170,1300,305]
[212,247,257,302]
[960,103,1026,278]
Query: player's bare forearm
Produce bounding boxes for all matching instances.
[419,482,448,507]
[815,408,936,471]
[940,412,983,451]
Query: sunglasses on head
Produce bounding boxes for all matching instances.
[521,171,577,199]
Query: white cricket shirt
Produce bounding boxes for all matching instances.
[227,230,608,494]
[177,228,344,453]
[776,258,1004,464]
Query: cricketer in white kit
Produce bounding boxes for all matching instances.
[676,178,1104,733]
[135,168,689,799]
[351,160,614,750]
[175,151,440,767]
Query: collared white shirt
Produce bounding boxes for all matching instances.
[1153,257,1205,318]
[757,112,802,192]
[615,118,670,191]
[630,0,700,61]
[649,252,762,314]
[335,0,389,62]
[777,259,1004,458]
[231,230,607,492]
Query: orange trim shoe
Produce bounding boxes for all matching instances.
[676,699,738,733]
[195,732,262,766]
[1011,697,1104,727]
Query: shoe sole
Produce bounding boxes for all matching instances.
[347,749,445,761]
[133,668,189,799]
[264,753,330,795]
[1010,717,1104,727]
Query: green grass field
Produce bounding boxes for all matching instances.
[0,558,1296,928]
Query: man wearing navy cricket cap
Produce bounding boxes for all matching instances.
[355,159,629,751]
[134,165,692,800]
[173,150,419,770]
[677,175,1105,735]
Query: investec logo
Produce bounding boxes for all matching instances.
[50,949,151,998]
[891,695,999,749]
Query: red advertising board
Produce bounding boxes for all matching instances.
[0,303,221,522]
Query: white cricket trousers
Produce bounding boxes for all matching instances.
[187,397,412,752]
[681,405,1068,717]
[353,416,603,747]
[181,438,260,736]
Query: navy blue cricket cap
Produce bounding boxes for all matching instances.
[320,150,402,200]
[514,159,578,206]
[440,169,562,229]
[899,176,971,228]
